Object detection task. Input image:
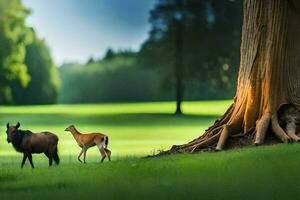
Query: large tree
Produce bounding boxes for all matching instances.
[164,0,300,154]
[12,29,60,105]
[0,0,30,104]
[140,0,242,114]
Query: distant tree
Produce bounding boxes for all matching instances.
[103,48,137,61]
[174,0,184,114]
[87,57,95,64]
[140,0,242,113]
[0,0,31,104]
[103,48,116,60]
[12,29,60,105]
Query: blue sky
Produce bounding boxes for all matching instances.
[23,0,155,65]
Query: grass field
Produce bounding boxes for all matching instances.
[1,100,300,200]
[0,101,232,157]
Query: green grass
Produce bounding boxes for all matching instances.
[0,100,232,156]
[0,100,299,200]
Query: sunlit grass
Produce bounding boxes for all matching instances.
[0,100,232,115]
[0,100,232,157]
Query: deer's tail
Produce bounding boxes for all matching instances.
[104,136,109,147]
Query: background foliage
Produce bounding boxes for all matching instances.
[0,0,242,105]
[12,29,60,105]
[0,0,31,104]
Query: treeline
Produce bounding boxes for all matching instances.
[59,0,242,104]
[59,51,171,103]
[0,0,59,105]
[59,48,236,103]
[0,0,242,105]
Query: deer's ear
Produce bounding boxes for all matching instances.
[6,123,9,129]
[16,122,20,129]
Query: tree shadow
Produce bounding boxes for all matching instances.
[0,112,220,127]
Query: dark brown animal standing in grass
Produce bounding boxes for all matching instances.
[6,122,60,168]
[64,125,111,163]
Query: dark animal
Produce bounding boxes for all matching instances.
[6,122,60,168]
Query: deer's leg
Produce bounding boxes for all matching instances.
[83,148,88,164]
[78,148,85,163]
[97,144,106,163]
[21,153,28,168]
[100,148,106,163]
[105,148,111,161]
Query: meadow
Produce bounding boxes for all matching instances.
[1,100,300,200]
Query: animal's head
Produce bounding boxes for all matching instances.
[64,125,75,132]
[6,122,20,143]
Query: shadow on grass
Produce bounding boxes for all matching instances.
[0,181,70,193]
[0,174,17,182]
[0,113,220,127]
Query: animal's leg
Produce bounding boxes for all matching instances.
[83,148,88,164]
[21,153,28,168]
[44,151,49,158]
[53,146,60,165]
[97,142,107,163]
[44,151,53,167]
[49,152,53,167]
[105,148,111,161]
[27,153,35,169]
[78,148,85,163]
[100,148,106,163]
[98,146,106,163]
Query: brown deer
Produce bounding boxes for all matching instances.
[6,122,60,168]
[64,125,111,163]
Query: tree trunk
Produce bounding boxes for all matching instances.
[163,0,300,154]
[175,0,184,115]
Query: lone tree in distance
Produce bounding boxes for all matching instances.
[174,0,184,115]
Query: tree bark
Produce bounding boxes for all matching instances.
[162,0,300,154]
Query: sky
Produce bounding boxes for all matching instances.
[23,0,156,65]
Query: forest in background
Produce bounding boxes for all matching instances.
[0,0,242,105]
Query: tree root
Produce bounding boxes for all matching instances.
[216,125,230,150]
[170,126,223,153]
[152,104,300,157]
[286,121,300,141]
[271,114,291,143]
[254,113,271,145]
